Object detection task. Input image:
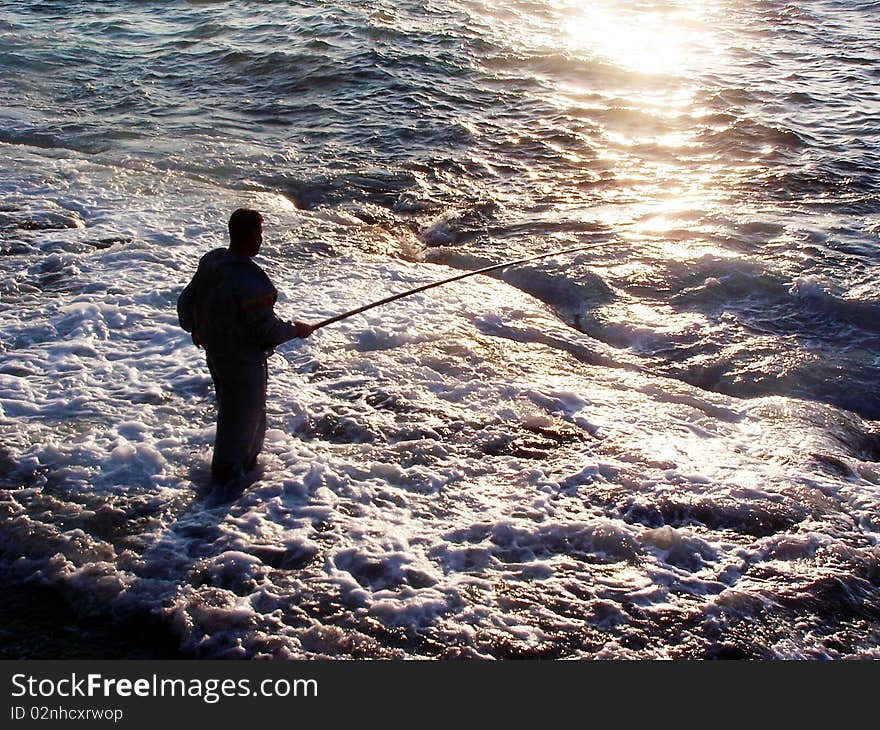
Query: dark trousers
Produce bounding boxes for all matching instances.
[206,352,268,483]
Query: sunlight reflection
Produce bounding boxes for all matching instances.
[535,4,735,253]
[559,1,725,77]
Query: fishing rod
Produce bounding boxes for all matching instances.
[311,241,608,331]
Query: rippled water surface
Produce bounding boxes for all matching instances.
[1,0,879,658]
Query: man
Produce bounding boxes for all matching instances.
[177,208,313,498]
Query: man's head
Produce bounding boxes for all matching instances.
[228,208,263,257]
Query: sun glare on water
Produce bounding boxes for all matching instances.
[536,2,738,242]
[559,0,725,76]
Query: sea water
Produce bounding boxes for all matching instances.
[0,0,878,658]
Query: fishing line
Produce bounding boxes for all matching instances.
[311,241,610,331]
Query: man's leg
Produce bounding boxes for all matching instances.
[207,353,233,483]
[246,358,268,472]
[208,355,265,486]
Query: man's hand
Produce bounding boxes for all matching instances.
[293,321,314,339]
[191,331,202,348]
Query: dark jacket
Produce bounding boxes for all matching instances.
[177,248,298,361]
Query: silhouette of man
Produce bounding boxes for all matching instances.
[177,208,313,498]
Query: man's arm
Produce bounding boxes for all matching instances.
[177,274,198,334]
[240,294,313,347]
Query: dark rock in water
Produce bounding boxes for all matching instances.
[312,519,334,533]
[91,236,133,250]
[249,543,318,570]
[393,193,440,214]
[286,546,318,570]
[501,267,613,313]
[654,495,807,537]
[404,568,436,589]
[0,364,34,377]
[704,643,750,660]
[0,446,17,482]
[623,502,666,528]
[297,412,378,443]
[0,209,84,231]
[277,169,417,211]
[333,549,434,591]
[365,388,416,413]
[247,545,287,567]
[813,453,857,479]
[858,431,880,462]
[0,242,32,256]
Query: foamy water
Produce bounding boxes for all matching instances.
[1,0,879,658]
